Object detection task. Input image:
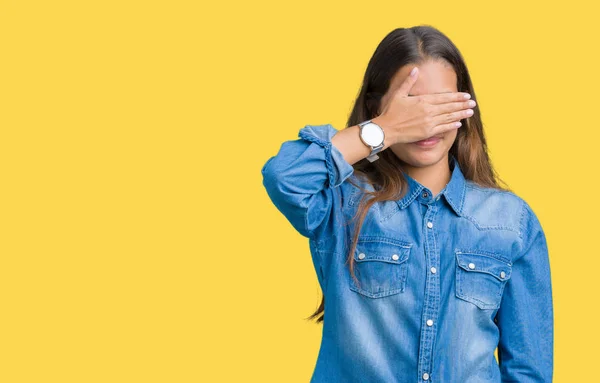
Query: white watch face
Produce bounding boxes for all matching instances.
[361,122,384,146]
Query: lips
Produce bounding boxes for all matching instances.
[418,134,443,142]
[413,135,443,147]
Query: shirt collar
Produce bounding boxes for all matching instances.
[395,153,466,216]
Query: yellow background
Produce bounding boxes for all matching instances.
[1,0,596,381]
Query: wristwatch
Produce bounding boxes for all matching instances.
[358,119,385,162]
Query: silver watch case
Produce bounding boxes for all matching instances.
[358,120,385,162]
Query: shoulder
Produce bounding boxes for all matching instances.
[462,180,544,248]
[465,182,547,256]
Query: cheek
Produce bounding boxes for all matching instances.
[444,128,458,144]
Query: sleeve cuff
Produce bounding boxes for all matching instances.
[298,124,355,188]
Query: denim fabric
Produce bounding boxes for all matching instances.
[261,124,553,383]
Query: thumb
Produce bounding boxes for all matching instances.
[396,66,419,97]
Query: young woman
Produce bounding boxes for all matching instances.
[261,25,553,383]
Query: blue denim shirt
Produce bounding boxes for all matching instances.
[261,124,553,382]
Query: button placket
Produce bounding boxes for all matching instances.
[417,205,440,382]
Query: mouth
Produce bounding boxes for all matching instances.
[414,135,443,147]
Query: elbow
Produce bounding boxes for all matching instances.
[261,155,296,209]
[261,156,284,197]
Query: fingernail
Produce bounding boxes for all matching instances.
[410,67,418,76]
[463,93,471,99]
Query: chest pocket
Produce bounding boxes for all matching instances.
[455,249,513,309]
[348,236,412,298]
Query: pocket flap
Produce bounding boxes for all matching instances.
[354,236,412,265]
[455,250,512,280]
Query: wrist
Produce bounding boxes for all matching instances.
[371,116,395,147]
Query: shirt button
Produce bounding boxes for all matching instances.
[423,372,430,380]
[392,254,399,261]
[426,319,433,326]
[426,222,433,229]
[358,253,366,260]
[430,267,437,274]
[468,262,475,269]
[422,191,429,198]
[500,271,506,279]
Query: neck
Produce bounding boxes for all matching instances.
[403,155,451,197]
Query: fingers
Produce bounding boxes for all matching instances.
[396,66,419,97]
[433,120,464,136]
[423,92,472,104]
[432,107,474,128]
[431,99,476,118]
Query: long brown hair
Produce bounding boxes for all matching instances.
[305,25,511,324]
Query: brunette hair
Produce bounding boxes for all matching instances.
[306,25,511,324]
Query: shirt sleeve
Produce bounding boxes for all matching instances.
[495,200,554,382]
[261,124,355,240]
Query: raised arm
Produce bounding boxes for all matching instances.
[260,123,373,240]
